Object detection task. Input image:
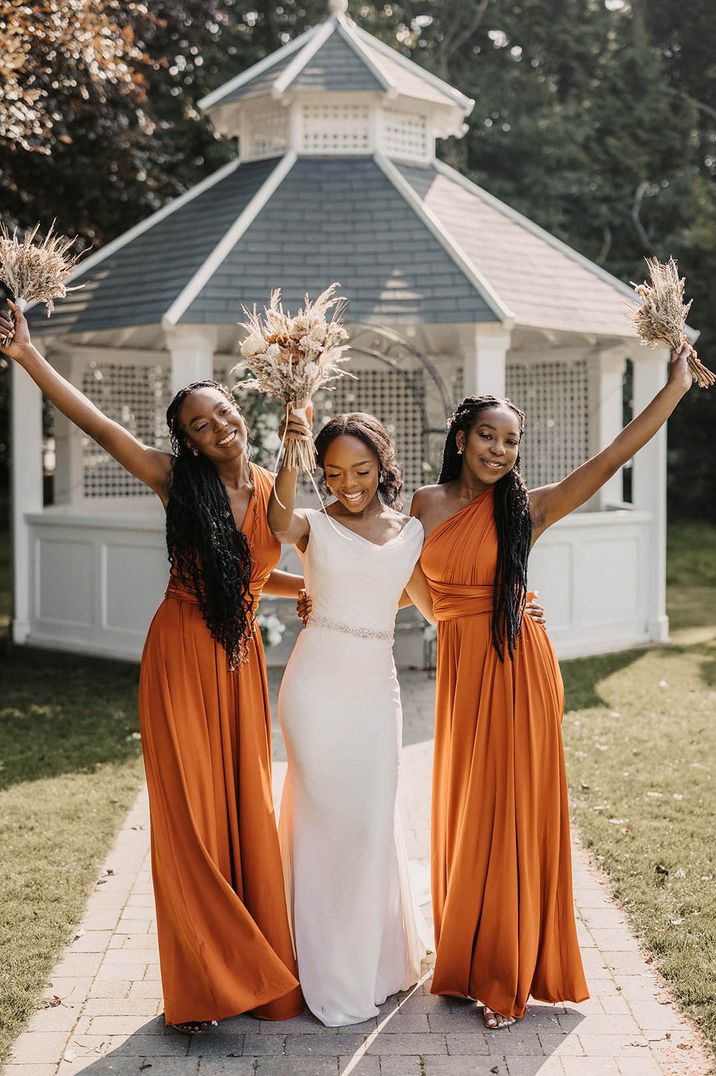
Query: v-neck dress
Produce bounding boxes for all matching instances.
[138,465,302,1024]
[277,509,429,1026]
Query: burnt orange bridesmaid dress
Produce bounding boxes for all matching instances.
[420,489,588,1019]
[138,464,302,1025]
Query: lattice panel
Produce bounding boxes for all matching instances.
[383,109,430,161]
[243,106,289,161]
[302,104,371,153]
[81,363,171,497]
[506,359,590,489]
[309,369,426,497]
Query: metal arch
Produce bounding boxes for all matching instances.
[348,322,454,420]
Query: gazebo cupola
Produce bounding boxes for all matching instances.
[198,0,472,166]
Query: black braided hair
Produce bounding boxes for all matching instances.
[165,380,254,669]
[314,412,404,508]
[439,395,532,661]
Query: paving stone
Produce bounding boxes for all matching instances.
[285,1031,366,1055]
[367,1032,447,1055]
[560,1061,621,1076]
[10,1031,71,1065]
[575,1033,651,1057]
[23,1003,82,1033]
[506,1059,565,1075]
[422,1058,509,1075]
[242,1030,286,1054]
[377,1058,422,1076]
[196,1062,254,1075]
[2,1065,57,1075]
[255,1059,338,1075]
[537,1033,586,1056]
[443,1031,491,1054]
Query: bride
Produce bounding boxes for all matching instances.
[268,410,434,1026]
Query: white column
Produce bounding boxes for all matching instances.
[632,346,669,642]
[11,361,43,643]
[587,347,626,509]
[462,324,510,399]
[164,326,217,397]
[51,352,85,506]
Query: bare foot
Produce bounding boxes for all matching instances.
[482,1006,516,1029]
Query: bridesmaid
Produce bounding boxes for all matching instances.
[0,301,303,1031]
[411,341,694,1029]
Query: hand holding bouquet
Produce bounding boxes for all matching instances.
[233,283,355,472]
[630,257,714,389]
[0,222,86,349]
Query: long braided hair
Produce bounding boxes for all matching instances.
[439,395,532,660]
[165,380,254,668]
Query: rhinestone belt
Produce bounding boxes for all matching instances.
[308,613,394,642]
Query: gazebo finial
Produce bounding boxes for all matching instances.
[327,0,348,15]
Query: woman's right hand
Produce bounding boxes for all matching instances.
[280,403,314,443]
[0,300,32,361]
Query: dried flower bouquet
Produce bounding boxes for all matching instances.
[0,222,86,347]
[630,257,714,389]
[233,283,355,472]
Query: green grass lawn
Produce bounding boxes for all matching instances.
[0,643,144,1064]
[0,523,714,1065]
[563,523,716,1058]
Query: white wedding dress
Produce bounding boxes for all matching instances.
[278,509,429,1026]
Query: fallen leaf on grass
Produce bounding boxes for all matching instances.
[620,827,631,835]
[670,917,684,925]
[608,818,627,824]
[655,864,670,876]
[659,680,669,688]
[580,781,590,790]
[674,867,686,879]
[646,791,664,798]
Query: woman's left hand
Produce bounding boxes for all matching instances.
[525,594,546,626]
[297,588,312,625]
[668,338,694,394]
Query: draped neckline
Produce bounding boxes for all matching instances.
[323,513,420,549]
[422,488,493,552]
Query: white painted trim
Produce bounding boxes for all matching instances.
[162,151,298,327]
[273,18,338,96]
[351,22,473,112]
[23,158,241,315]
[197,28,314,110]
[334,17,396,94]
[374,153,514,325]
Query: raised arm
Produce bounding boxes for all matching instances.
[529,342,693,542]
[1,301,172,499]
[267,410,312,544]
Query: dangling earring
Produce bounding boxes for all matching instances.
[379,471,385,483]
[192,447,199,457]
[457,446,463,455]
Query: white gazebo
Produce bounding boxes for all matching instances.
[15,0,673,664]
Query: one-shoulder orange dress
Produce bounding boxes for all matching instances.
[138,465,302,1025]
[420,489,588,1019]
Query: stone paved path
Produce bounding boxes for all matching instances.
[5,672,713,1076]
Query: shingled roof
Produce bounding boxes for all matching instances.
[33,156,500,333]
[198,11,471,115]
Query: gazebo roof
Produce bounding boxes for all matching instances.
[32,154,637,337]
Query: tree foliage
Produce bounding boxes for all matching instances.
[1,0,714,516]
